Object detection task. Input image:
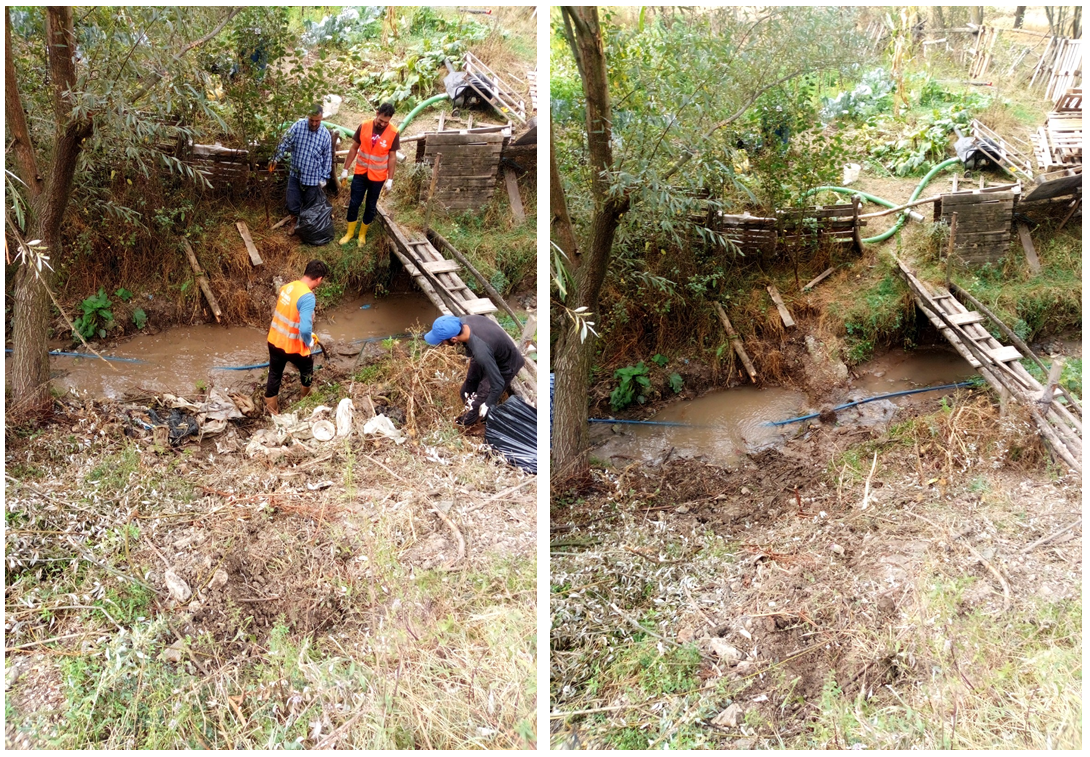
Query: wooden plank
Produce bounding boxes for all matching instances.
[947,311,985,325]
[423,132,505,145]
[235,221,263,266]
[766,284,795,329]
[712,302,758,383]
[270,214,293,230]
[1016,223,1042,273]
[421,259,461,274]
[461,297,499,315]
[181,239,223,323]
[802,267,835,291]
[988,345,1023,363]
[503,167,525,223]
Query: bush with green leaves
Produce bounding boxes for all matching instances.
[73,288,114,341]
[301,6,382,48]
[668,372,684,393]
[610,362,651,411]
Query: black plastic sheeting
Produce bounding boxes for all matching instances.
[296,188,335,245]
[484,396,536,474]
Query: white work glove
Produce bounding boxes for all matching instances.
[308,336,317,349]
[319,179,327,188]
[479,403,489,419]
[384,178,393,192]
[339,168,349,188]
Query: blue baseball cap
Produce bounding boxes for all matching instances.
[424,315,463,345]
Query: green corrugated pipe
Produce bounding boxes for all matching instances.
[398,93,451,134]
[281,91,449,140]
[804,157,962,244]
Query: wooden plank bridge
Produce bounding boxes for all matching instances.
[894,255,1081,471]
[376,205,537,403]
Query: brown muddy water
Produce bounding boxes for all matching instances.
[26,293,439,399]
[591,347,979,469]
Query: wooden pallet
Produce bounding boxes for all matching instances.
[970,119,1035,181]
[419,131,506,211]
[939,190,1014,266]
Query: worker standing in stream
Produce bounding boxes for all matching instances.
[424,314,524,426]
[339,102,400,247]
[269,104,332,234]
[265,260,329,415]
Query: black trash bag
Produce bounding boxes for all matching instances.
[483,396,537,474]
[146,407,200,446]
[296,187,335,246]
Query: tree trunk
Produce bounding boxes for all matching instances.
[549,115,579,259]
[551,7,630,483]
[970,7,984,26]
[1013,7,1026,29]
[7,6,91,413]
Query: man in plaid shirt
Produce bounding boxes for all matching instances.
[269,104,332,233]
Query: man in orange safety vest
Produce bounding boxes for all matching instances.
[265,259,329,415]
[338,102,400,247]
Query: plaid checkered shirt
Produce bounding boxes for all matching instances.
[272,118,332,186]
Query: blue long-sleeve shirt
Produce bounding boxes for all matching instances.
[272,118,332,186]
[296,291,316,346]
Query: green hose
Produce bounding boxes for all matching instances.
[398,93,451,135]
[280,92,450,142]
[805,157,962,244]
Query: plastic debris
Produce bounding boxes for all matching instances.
[364,414,406,444]
[483,396,536,473]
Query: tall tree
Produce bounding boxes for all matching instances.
[5,6,240,414]
[550,6,864,482]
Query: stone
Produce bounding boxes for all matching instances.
[708,638,742,665]
[209,568,229,590]
[711,702,744,728]
[163,639,185,663]
[163,568,192,603]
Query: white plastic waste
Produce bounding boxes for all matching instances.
[363,414,406,445]
[336,398,355,437]
[842,163,861,185]
[312,420,336,441]
[322,94,342,118]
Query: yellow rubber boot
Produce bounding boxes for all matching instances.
[339,221,358,245]
[357,222,369,247]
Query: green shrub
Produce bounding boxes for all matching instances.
[610,362,651,411]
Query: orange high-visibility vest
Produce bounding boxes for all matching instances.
[267,280,312,356]
[353,121,398,180]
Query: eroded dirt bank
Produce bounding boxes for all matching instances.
[551,392,1081,749]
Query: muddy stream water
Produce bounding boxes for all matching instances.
[591,347,980,469]
[30,293,439,399]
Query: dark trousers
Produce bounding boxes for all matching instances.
[286,174,320,217]
[346,175,385,224]
[266,342,313,398]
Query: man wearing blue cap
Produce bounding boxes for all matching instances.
[424,314,524,426]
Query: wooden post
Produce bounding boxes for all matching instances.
[504,167,526,223]
[766,284,795,328]
[1016,223,1041,273]
[712,302,758,383]
[181,240,223,323]
[802,267,835,291]
[423,153,442,233]
[1040,358,1064,408]
[236,221,263,266]
[945,211,958,288]
[850,194,863,254]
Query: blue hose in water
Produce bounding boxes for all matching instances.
[765,381,976,427]
[584,382,977,429]
[4,348,147,364]
[211,332,411,371]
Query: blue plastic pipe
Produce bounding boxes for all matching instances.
[765,381,976,426]
[4,348,147,364]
